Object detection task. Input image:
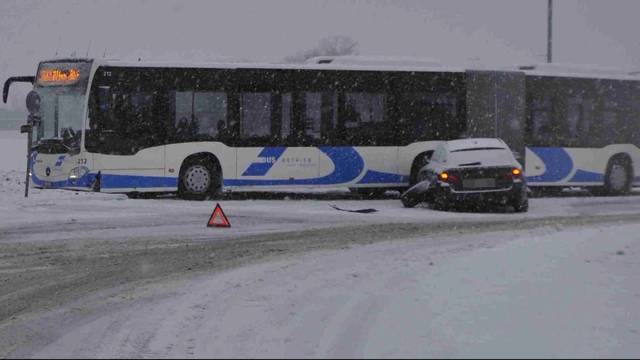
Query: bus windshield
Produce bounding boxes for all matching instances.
[34,61,92,150]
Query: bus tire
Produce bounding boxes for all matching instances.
[178,156,221,200]
[409,151,432,186]
[602,155,633,196]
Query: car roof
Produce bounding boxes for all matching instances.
[445,138,507,152]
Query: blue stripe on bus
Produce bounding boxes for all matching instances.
[357,170,409,184]
[100,174,178,188]
[32,171,177,189]
[569,170,604,183]
[241,147,287,176]
[31,146,403,190]
[525,147,574,183]
[226,146,364,186]
[54,155,66,167]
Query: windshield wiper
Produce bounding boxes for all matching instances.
[33,138,73,154]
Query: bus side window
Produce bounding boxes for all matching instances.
[304,93,322,140]
[240,92,273,146]
[529,95,553,146]
[341,92,387,146]
[170,91,228,143]
[86,85,111,152]
[281,93,293,144]
[302,92,337,145]
[195,92,227,140]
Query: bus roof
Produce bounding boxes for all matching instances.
[81,56,466,73]
[40,57,640,81]
[512,63,640,81]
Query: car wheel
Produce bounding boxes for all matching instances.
[432,195,450,211]
[401,193,422,208]
[512,194,529,213]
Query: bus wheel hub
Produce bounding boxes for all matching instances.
[184,165,210,193]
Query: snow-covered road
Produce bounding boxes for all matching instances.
[15,219,640,358]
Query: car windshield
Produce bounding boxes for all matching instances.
[34,61,92,150]
[447,147,514,166]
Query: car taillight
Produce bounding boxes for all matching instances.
[504,168,523,182]
[438,171,459,184]
[512,168,522,178]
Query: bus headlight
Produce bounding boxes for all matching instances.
[68,166,89,182]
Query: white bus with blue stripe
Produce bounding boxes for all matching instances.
[3,57,640,198]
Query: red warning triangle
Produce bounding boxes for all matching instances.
[207,203,231,228]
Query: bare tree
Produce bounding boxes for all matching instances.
[285,35,359,63]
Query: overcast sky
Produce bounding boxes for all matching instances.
[2,0,640,109]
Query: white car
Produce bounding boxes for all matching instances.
[401,138,528,212]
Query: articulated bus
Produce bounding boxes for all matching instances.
[3,57,640,199]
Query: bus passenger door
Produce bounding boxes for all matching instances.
[86,84,168,192]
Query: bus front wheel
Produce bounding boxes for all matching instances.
[179,157,220,200]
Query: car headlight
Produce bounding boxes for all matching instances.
[68,166,89,182]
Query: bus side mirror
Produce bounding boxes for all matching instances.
[26,91,41,115]
[20,124,32,134]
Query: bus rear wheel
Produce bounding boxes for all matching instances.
[409,152,431,186]
[602,156,632,195]
[179,157,220,200]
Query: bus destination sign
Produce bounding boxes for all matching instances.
[37,68,81,85]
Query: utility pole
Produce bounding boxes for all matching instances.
[547,0,553,63]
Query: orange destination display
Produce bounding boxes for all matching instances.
[37,68,81,85]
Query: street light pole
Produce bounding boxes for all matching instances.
[547,0,553,63]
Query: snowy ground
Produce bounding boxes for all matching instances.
[28,221,640,358]
[1,130,640,358]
